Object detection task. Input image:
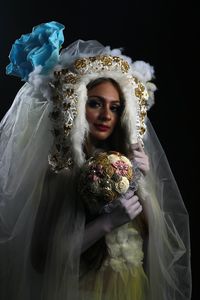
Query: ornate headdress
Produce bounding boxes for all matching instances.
[6,21,156,172]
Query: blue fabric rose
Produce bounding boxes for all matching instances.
[6,21,65,81]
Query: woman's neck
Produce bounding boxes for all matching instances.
[84,137,111,158]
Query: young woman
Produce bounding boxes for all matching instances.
[0,21,191,300]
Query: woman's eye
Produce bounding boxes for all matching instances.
[110,105,121,113]
[87,99,102,108]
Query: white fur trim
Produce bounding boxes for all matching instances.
[69,70,140,164]
[132,61,155,82]
[70,83,88,166]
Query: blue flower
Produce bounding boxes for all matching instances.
[6,21,65,81]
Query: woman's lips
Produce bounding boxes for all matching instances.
[94,124,110,132]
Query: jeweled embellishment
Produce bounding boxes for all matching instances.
[74,58,87,69]
[64,72,78,84]
[100,55,113,66]
[73,55,130,74]
[48,69,79,171]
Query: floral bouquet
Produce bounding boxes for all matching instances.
[78,151,138,216]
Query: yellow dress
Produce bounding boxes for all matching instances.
[79,223,149,300]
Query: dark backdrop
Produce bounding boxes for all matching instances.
[0,0,198,299]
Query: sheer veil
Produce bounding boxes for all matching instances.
[143,119,191,299]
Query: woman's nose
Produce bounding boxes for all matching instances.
[99,106,111,121]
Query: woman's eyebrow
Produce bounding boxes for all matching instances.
[88,95,120,103]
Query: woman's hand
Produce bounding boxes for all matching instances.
[82,190,142,252]
[131,142,150,174]
[119,189,142,220]
[104,190,142,232]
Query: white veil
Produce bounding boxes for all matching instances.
[0,36,191,300]
[143,119,191,299]
[0,83,52,299]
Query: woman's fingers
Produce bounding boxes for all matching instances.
[121,189,135,200]
[120,194,138,206]
[132,144,150,173]
[120,194,142,219]
[135,156,149,172]
[108,192,142,229]
[129,202,143,219]
[130,142,149,173]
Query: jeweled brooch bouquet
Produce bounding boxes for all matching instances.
[79,151,139,216]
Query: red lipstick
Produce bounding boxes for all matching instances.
[95,124,110,132]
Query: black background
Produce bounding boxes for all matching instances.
[0,0,198,298]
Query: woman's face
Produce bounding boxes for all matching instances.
[86,81,121,142]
